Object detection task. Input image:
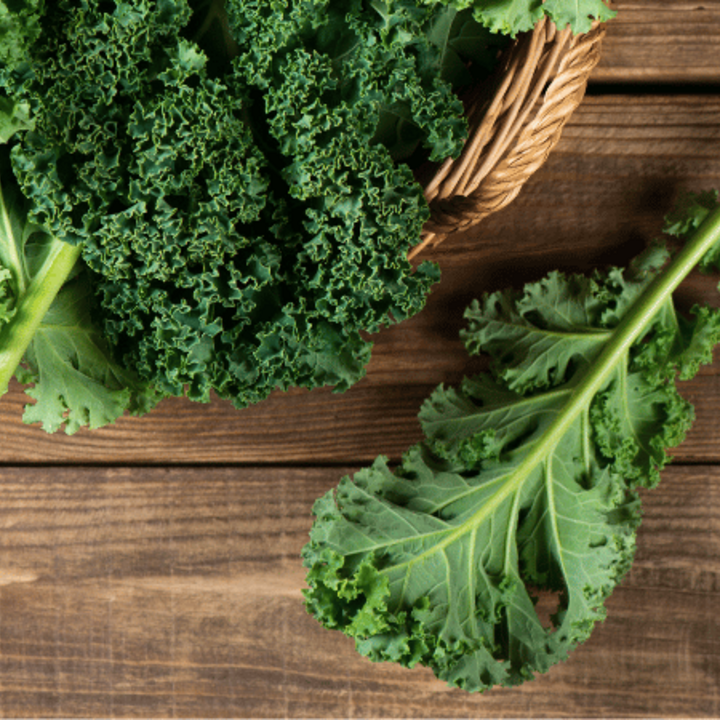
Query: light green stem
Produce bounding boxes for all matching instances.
[541,205,720,455]
[395,204,720,564]
[484,204,720,516]
[0,238,82,394]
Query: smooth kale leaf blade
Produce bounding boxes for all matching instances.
[303,214,720,691]
[304,428,639,690]
[542,0,616,34]
[463,0,545,37]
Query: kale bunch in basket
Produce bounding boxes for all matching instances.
[0,0,526,433]
[0,0,613,433]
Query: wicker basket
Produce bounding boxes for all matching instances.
[412,17,606,259]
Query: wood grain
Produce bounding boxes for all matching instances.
[0,465,716,718]
[1,6,719,715]
[2,96,720,466]
[593,1,720,83]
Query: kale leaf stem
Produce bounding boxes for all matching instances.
[0,237,81,394]
[498,203,720,499]
[397,203,720,566]
[563,204,720,427]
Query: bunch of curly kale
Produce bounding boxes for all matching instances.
[0,0,613,433]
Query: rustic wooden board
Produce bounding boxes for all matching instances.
[593,1,720,84]
[1,12,720,714]
[0,464,716,718]
[2,96,720,466]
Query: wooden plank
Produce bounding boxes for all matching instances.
[3,96,720,465]
[593,1,720,84]
[0,464,716,718]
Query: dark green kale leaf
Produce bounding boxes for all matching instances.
[3,0,448,414]
[370,2,511,161]
[227,0,474,163]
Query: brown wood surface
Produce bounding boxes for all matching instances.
[0,466,717,717]
[1,3,719,718]
[594,1,720,83]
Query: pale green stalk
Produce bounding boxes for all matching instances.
[0,238,82,393]
[393,203,720,564]
[464,203,720,532]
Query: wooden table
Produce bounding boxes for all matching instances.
[1,2,718,717]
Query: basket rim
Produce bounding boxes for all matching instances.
[412,17,607,259]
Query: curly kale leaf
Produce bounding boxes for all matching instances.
[303,194,720,692]
[420,0,615,37]
[370,3,511,160]
[461,242,672,395]
[5,0,443,413]
[0,0,42,142]
[0,0,43,72]
[228,0,504,163]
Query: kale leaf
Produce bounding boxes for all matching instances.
[302,193,720,692]
[423,0,616,37]
[0,0,614,434]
